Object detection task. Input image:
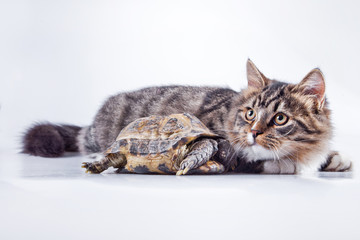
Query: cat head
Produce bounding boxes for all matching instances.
[227,59,332,165]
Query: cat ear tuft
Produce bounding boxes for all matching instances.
[297,68,326,109]
[246,59,269,89]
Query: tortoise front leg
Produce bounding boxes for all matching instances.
[82,153,127,174]
[82,159,110,174]
[185,160,225,175]
[176,138,218,176]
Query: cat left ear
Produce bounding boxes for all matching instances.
[297,68,326,109]
[246,59,269,89]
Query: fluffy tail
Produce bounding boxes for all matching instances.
[22,123,82,157]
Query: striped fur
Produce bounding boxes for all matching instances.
[226,61,335,173]
[77,85,237,155]
[22,60,350,173]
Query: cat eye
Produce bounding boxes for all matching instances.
[273,113,288,126]
[245,108,256,121]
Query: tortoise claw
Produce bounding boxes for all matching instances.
[182,167,190,175]
[82,162,100,174]
[81,162,89,168]
[176,167,191,176]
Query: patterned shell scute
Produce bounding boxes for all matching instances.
[126,139,179,155]
[112,113,217,155]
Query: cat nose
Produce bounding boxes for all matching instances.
[251,129,263,138]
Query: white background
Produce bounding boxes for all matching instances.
[1,1,360,240]
[1,0,360,150]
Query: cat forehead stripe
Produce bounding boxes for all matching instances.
[250,84,287,110]
[259,85,287,108]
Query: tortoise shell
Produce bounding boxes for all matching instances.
[104,113,219,174]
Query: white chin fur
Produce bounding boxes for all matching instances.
[242,144,277,162]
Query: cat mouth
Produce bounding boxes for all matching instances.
[242,133,280,161]
[246,133,272,150]
[246,133,264,147]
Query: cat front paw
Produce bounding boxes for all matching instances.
[320,151,352,172]
[262,159,296,174]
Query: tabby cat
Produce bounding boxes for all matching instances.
[22,60,351,173]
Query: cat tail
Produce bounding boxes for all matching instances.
[22,123,82,157]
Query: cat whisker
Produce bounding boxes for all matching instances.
[268,146,277,161]
[268,144,280,161]
[276,148,297,162]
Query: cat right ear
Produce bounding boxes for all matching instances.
[296,68,326,109]
[246,59,269,89]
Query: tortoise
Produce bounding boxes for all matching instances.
[81,113,235,175]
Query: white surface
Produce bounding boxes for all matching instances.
[0,137,359,240]
[1,1,360,239]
